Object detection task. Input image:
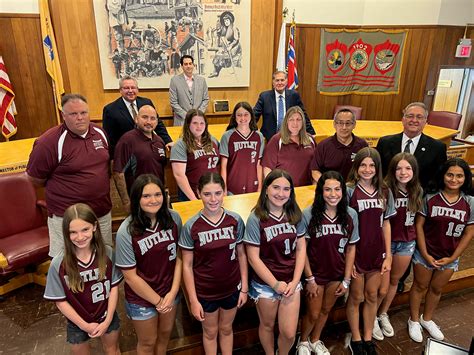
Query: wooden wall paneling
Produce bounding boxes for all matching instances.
[49,0,277,123]
[0,15,57,141]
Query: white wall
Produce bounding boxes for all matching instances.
[0,0,39,14]
[284,0,474,26]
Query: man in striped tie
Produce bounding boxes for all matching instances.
[376,102,447,189]
[253,70,315,141]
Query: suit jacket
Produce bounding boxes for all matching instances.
[169,73,209,124]
[253,89,315,141]
[102,96,172,158]
[376,132,447,189]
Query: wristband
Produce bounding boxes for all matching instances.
[155,297,162,306]
[240,290,248,294]
[273,281,280,290]
[305,276,315,283]
[342,279,350,289]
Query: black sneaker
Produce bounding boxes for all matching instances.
[349,339,366,355]
[364,340,378,355]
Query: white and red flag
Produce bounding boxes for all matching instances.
[0,56,17,139]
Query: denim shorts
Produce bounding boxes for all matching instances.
[412,248,459,271]
[248,279,302,302]
[66,311,120,344]
[125,296,181,321]
[199,289,240,313]
[391,240,416,257]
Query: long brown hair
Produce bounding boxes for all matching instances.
[280,106,312,146]
[385,153,423,213]
[226,101,258,131]
[347,147,387,204]
[253,169,302,225]
[62,203,107,293]
[182,109,213,153]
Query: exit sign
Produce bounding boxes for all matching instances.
[456,39,472,58]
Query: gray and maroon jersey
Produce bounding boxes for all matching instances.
[310,134,368,181]
[115,210,182,307]
[220,129,265,195]
[27,123,111,217]
[419,192,474,259]
[170,137,220,195]
[261,133,316,187]
[348,185,396,273]
[390,189,417,243]
[114,128,167,190]
[244,211,305,284]
[179,209,244,301]
[302,207,359,285]
[44,246,123,324]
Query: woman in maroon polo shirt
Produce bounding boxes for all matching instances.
[261,106,316,187]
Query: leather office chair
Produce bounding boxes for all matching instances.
[0,172,50,295]
[333,105,363,120]
[427,111,462,130]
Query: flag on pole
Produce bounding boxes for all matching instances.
[0,57,17,139]
[276,22,286,71]
[39,0,65,118]
[286,21,298,89]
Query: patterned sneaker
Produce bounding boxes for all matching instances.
[372,318,384,341]
[420,314,444,340]
[309,339,330,355]
[407,318,423,343]
[364,340,378,355]
[296,339,312,355]
[378,313,394,337]
[349,339,366,355]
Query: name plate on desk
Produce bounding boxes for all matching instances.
[0,161,28,175]
[213,100,229,113]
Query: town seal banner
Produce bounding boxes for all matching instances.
[317,29,407,95]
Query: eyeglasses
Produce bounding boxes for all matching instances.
[334,120,354,127]
[404,114,426,120]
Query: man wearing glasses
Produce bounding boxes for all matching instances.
[311,108,368,182]
[103,75,172,159]
[27,94,113,257]
[376,102,447,189]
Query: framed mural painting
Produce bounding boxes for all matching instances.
[93,0,251,89]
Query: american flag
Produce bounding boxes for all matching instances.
[0,56,17,139]
[286,21,298,90]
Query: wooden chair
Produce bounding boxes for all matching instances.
[0,172,50,295]
[333,105,363,120]
[427,111,462,130]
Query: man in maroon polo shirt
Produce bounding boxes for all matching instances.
[27,94,112,257]
[113,105,167,213]
[311,109,368,182]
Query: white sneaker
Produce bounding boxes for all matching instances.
[309,339,330,355]
[378,313,394,337]
[408,318,423,343]
[420,314,444,340]
[372,317,384,341]
[296,340,312,355]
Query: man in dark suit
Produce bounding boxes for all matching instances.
[253,70,315,141]
[376,102,447,189]
[102,75,172,158]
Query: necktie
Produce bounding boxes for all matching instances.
[131,103,138,119]
[404,139,412,153]
[277,95,284,130]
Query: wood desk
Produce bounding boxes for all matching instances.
[172,185,316,224]
[165,120,458,147]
